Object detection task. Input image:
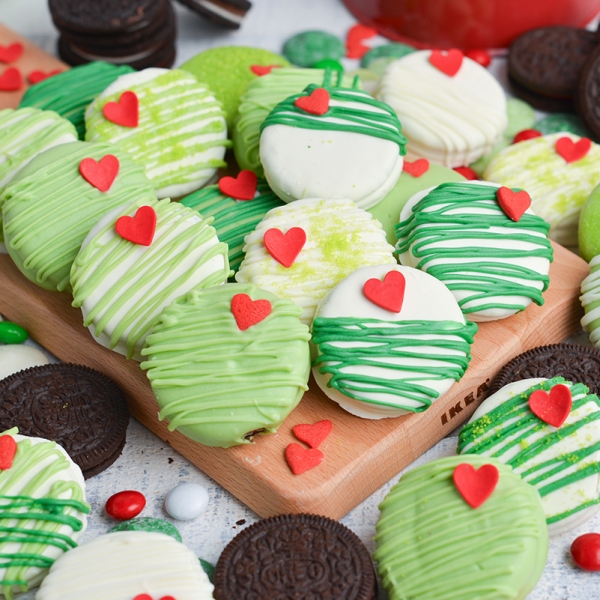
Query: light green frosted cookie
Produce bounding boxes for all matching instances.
[484,132,600,247]
[1,141,156,292]
[180,47,290,129]
[71,198,230,361]
[140,284,311,448]
[374,455,548,600]
[579,181,600,261]
[233,67,356,177]
[85,68,230,198]
[581,255,600,347]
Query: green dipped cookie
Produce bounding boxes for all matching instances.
[180,175,284,273]
[579,182,600,261]
[111,517,182,542]
[19,62,135,140]
[374,455,548,600]
[141,283,311,448]
[233,67,356,176]
[368,161,465,246]
[180,47,290,129]
[283,31,344,67]
[1,140,156,292]
[581,255,600,347]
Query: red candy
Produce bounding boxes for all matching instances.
[571,533,600,571]
[453,463,499,509]
[0,67,22,91]
[453,166,478,180]
[105,490,146,520]
[115,205,157,246]
[79,154,120,192]
[294,87,329,115]
[528,384,572,428]
[293,420,332,449]
[363,270,406,313]
[496,186,531,222]
[0,435,17,470]
[103,90,139,128]
[0,42,24,64]
[285,443,324,475]
[263,227,306,268]
[513,129,542,144]
[231,293,272,331]
[465,49,491,68]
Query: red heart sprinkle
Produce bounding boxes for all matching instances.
[103,90,139,128]
[465,48,491,68]
[429,49,464,77]
[28,69,62,85]
[403,158,430,178]
[496,186,531,222]
[293,420,332,449]
[250,64,280,76]
[285,443,324,475]
[453,463,499,508]
[105,490,146,521]
[571,533,600,571]
[363,270,406,313]
[453,166,478,180]
[0,435,17,470]
[0,42,24,64]
[528,384,572,428]
[294,88,330,116]
[115,205,157,246]
[0,67,22,91]
[79,154,120,192]
[513,129,542,144]
[231,293,272,331]
[346,41,370,59]
[555,136,591,163]
[218,170,258,200]
[263,227,306,268]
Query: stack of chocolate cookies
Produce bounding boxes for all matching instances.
[49,0,176,70]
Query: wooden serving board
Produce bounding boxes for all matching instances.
[0,243,588,519]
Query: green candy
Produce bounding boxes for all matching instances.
[111,517,182,542]
[536,113,590,137]
[199,558,215,582]
[312,58,343,71]
[283,31,344,67]
[0,321,28,344]
[361,43,415,69]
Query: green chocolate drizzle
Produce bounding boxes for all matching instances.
[581,255,600,347]
[260,70,407,155]
[312,317,477,412]
[395,182,553,315]
[459,377,600,525]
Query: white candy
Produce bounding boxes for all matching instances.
[0,345,49,381]
[165,482,209,521]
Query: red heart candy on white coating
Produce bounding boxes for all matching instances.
[115,205,157,247]
[363,270,406,313]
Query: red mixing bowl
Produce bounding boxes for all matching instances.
[342,0,600,49]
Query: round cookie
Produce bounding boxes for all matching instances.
[1,140,156,292]
[0,364,130,478]
[460,376,600,535]
[0,428,89,599]
[282,31,344,67]
[577,44,600,141]
[484,132,600,248]
[19,62,135,139]
[396,181,553,321]
[214,513,377,600]
[85,68,230,198]
[235,198,396,326]
[580,182,600,262]
[111,517,182,542]
[374,455,548,600]
[140,283,311,448]
[312,264,477,418]
[260,78,407,209]
[377,50,507,168]
[180,176,284,274]
[233,67,356,177]
[368,161,465,246]
[36,531,213,600]
[71,199,230,361]
[180,46,290,129]
[581,256,600,347]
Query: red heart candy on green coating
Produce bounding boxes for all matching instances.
[0,67,22,91]
[103,90,139,128]
[453,463,499,509]
[403,158,430,178]
[429,49,463,77]
[0,42,23,64]
[250,65,280,76]
[555,136,591,163]
[79,154,120,193]
[115,205,157,247]
[285,443,324,475]
[528,384,572,428]
[294,88,329,116]
[363,270,406,313]
[293,420,332,449]
[496,186,531,222]
[263,227,306,268]
[218,170,258,200]
[231,293,272,331]
[0,435,17,470]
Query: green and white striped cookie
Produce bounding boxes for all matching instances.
[85,68,231,198]
[581,255,600,347]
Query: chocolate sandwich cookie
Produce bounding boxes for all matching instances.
[508,74,575,114]
[214,513,377,600]
[577,44,600,141]
[174,0,252,29]
[488,343,600,397]
[0,363,130,478]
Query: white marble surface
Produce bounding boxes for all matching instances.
[2,0,600,597]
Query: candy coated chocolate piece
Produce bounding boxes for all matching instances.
[0,321,28,344]
[165,482,209,521]
[571,533,600,571]
[105,490,146,520]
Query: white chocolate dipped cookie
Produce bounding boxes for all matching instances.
[85,68,230,198]
[581,255,600,348]
[377,50,507,168]
[36,531,213,600]
[459,377,600,536]
[235,198,396,326]
[71,199,230,361]
[259,72,407,209]
[311,264,477,419]
[396,181,553,322]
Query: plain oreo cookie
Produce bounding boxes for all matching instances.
[488,343,600,397]
[0,363,130,478]
[214,513,377,600]
[577,44,600,141]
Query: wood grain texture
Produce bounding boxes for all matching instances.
[0,242,588,519]
[0,24,68,109]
